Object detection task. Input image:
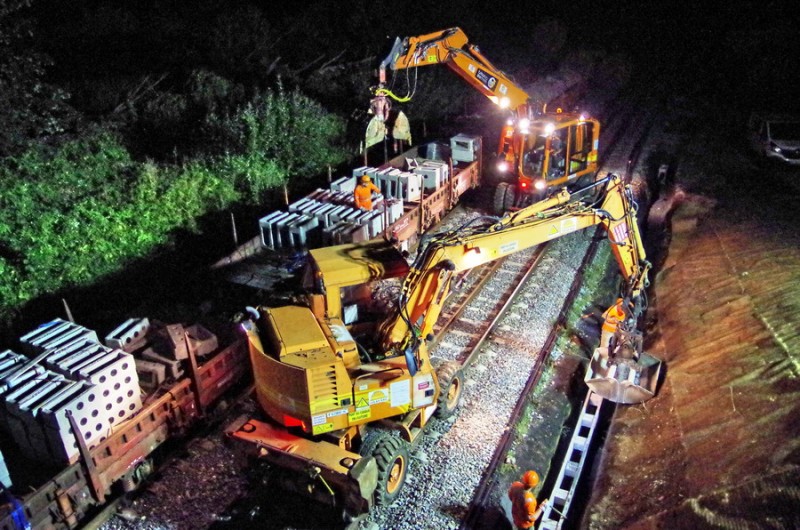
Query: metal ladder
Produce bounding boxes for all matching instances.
[538,391,604,529]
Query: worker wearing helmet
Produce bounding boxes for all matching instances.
[508,470,548,529]
[354,174,381,211]
[600,298,627,349]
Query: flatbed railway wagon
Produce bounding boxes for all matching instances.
[213,134,483,275]
[0,317,250,530]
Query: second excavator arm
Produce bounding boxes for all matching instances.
[378,27,531,114]
[378,174,659,403]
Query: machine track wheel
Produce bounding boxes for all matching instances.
[434,360,464,419]
[362,433,410,506]
[493,182,509,215]
[503,184,517,212]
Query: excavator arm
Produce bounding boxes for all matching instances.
[378,27,530,114]
[379,175,660,403]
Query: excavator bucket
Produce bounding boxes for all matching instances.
[584,329,662,404]
[584,349,663,404]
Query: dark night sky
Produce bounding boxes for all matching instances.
[27,0,800,116]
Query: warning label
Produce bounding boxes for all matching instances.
[313,422,334,435]
[369,389,389,405]
[348,409,370,423]
[312,414,326,426]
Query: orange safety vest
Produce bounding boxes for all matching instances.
[354,182,380,210]
[508,482,538,529]
[601,301,626,334]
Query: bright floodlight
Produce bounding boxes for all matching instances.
[499,97,511,109]
[544,123,555,135]
[497,161,509,172]
[519,118,530,129]
[534,179,546,190]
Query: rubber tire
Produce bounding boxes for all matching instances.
[503,184,517,212]
[493,182,509,215]
[363,433,410,506]
[434,360,464,419]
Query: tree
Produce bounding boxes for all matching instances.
[0,0,73,156]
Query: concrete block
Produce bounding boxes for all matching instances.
[286,214,320,247]
[105,318,150,352]
[154,323,189,361]
[141,347,184,380]
[185,324,218,357]
[44,341,107,376]
[0,449,10,488]
[313,203,338,227]
[347,223,370,244]
[135,359,166,392]
[351,166,370,178]
[305,188,328,201]
[414,161,449,191]
[363,210,385,238]
[385,199,404,224]
[288,197,314,213]
[20,319,99,357]
[327,205,350,224]
[451,134,480,163]
[40,378,140,463]
[397,172,422,202]
[331,175,357,193]
[322,221,349,246]
[259,210,287,248]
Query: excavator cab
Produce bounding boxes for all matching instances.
[512,113,600,200]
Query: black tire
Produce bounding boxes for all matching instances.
[434,360,464,419]
[503,184,517,211]
[493,182,509,215]
[364,433,409,506]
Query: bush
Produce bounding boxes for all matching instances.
[0,133,241,320]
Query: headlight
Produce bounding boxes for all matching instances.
[544,123,555,136]
[534,179,547,190]
[497,161,509,172]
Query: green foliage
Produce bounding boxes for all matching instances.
[0,133,244,320]
[0,79,350,320]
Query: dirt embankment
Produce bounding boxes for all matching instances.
[584,182,800,529]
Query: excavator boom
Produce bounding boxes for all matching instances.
[373,27,601,210]
[380,27,529,112]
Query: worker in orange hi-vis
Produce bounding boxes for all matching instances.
[354,174,381,211]
[600,297,627,349]
[508,470,548,529]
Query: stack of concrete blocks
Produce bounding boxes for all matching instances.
[0,319,144,465]
[258,174,401,250]
[413,160,450,192]
[258,210,320,250]
[0,349,43,434]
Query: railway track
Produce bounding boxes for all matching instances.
[92,103,655,530]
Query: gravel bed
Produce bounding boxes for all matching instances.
[98,205,593,530]
[362,232,592,530]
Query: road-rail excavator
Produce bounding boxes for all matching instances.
[226,175,662,517]
[370,27,600,214]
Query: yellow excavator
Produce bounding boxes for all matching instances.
[371,27,600,213]
[226,175,661,516]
